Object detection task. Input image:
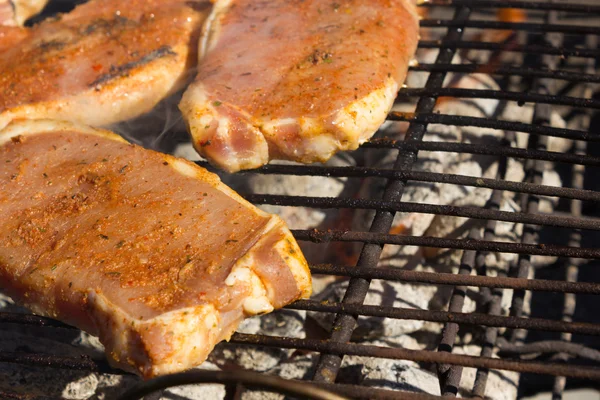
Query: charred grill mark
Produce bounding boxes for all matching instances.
[36,16,136,55]
[88,45,177,87]
[81,15,135,35]
[38,39,67,52]
[185,1,212,13]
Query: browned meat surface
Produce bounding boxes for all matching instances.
[0,0,48,26]
[0,119,311,378]
[180,0,419,172]
[0,0,210,130]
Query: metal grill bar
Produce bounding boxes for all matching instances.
[411,63,600,83]
[4,330,600,385]
[553,154,585,399]
[232,334,600,381]
[553,33,596,399]
[237,169,600,202]
[437,151,510,395]
[288,300,600,336]
[0,353,103,373]
[364,140,600,167]
[293,229,600,259]
[424,0,600,13]
[397,88,600,109]
[12,298,600,339]
[437,244,476,394]
[421,19,600,35]
[497,339,600,361]
[506,14,561,348]
[245,194,600,231]
[227,160,600,201]
[308,265,600,294]
[471,198,510,395]
[418,40,600,58]
[305,382,445,400]
[386,113,597,142]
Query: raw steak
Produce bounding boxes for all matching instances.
[180,0,419,172]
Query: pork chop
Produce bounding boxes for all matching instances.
[0,119,311,378]
[0,0,48,26]
[179,0,420,172]
[0,0,210,131]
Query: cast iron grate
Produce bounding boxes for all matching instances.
[2,0,600,399]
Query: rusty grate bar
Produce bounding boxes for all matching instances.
[364,140,600,166]
[244,194,600,231]
[4,298,600,338]
[437,141,510,394]
[505,12,561,348]
[423,0,600,13]
[418,40,600,58]
[287,300,600,336]
[420,19,600,35]
[233,334,600,381]
[411,63,600,83]
[292,229,600,259]
[397,88,600,109]
[239,170,600,201]
[308,264,600,294]
[552,32,597,400]
[3,331,600,385]
[385,113,598,142]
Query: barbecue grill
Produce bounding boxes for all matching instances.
[2,0,600,399]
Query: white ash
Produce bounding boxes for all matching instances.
[338,338,440,396]
[0,363,136,400]
[506,102,572,154]
[452,345,519,400]
[240,354,318,400]
[209,309,307,373]
[310,277,437,338]
[156,362,226,400]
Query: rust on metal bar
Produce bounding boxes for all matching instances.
[308,265,600,294]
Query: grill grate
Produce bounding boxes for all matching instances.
[2,0,600,399]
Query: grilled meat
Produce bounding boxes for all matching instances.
[0,0,210,130]
[0,119,311,378]
[180,0,419,172]
[0,0,48,26]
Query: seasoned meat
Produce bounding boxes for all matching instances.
[179,0,419,172]
[0,0,210,130]
[0,0,48,26]
[0,119,311,378]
